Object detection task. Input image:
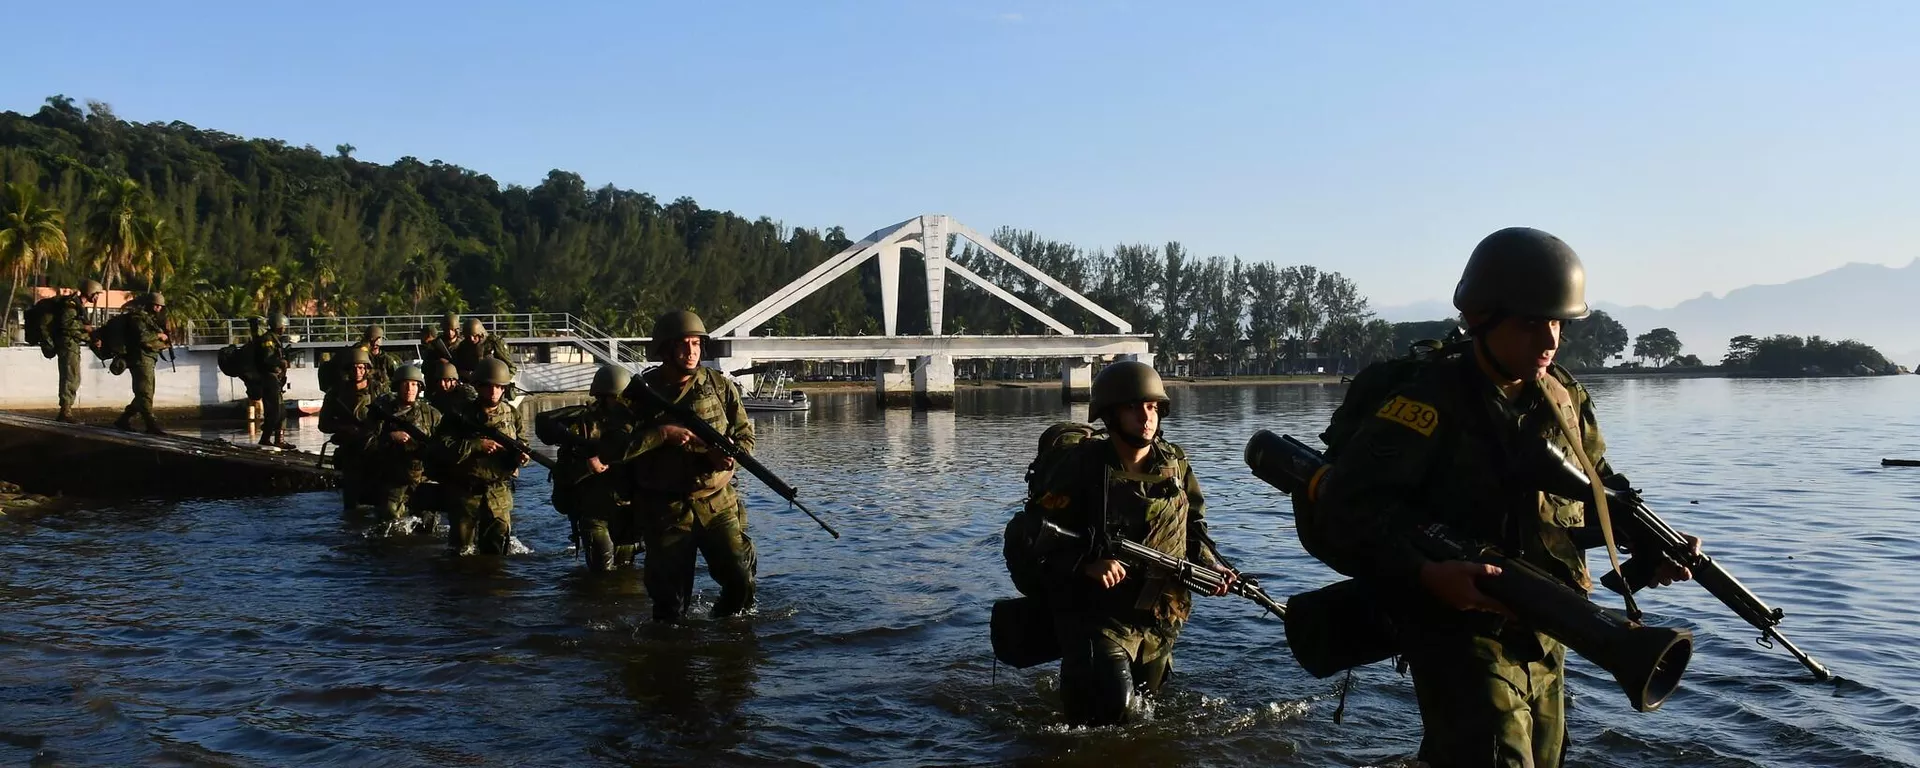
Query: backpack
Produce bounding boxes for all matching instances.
[316,346,357,393]
[1297,342,1465,574]
[217,343,252,379]
[24,296,61,357]
[89,313,134,362]
[1002,422,1101,598]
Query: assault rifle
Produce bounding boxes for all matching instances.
[1526,437,1833,681]
[367,396,432,445]
[440,401,557,472]
[1038,520,1286,619]
[627,376,839,539]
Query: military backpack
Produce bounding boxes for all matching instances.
[1002,421,1101,598]
[24,296,62,357]
[88,312,135,362]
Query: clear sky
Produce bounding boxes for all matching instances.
[9,1,1917,309]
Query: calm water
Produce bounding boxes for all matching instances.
[3,376,1918,767]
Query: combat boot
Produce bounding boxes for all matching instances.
[56,408,75,423]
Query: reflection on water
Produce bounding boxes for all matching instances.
[2,376,1918,766]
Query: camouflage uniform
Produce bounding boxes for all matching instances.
[1311,354,1612,768]
[431,398,522,555]
[452,333,514,382]
[366,393,442,525]
[113,309,169,433]
[350,340,401,394]
[1033,435,1221,727]
[318,383,378,513]
[246,329,292,443]
[52,294,91,419]
[614,366,757,620]
[542,400,639,571]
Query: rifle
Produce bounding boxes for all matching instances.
[627,374,839,538]
[367,396,433,445]
[1528,438,1833,681]
[440,400,558,472]
[1038,519,1286,619]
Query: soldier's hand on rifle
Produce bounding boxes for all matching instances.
[479,438,502,454]
[389,430,411,445]
[1420,560,1515,617]
[706,451,734,472]
[587,456,608,474]
[159,331,170,343]
[1649,534,1701,588]
[661,424,703,448]
[1209,564,1239,596]
[1085,559,1128,589]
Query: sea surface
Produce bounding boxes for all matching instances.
[3,376,1917,767]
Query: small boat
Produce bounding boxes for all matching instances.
[287,399,325,417]
[742,371,810,412]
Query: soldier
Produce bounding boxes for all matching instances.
[609,310,757,621]
[430,358,525,555]
[426,360,476,414]
[112,292,171,434]
[538,364,638,572]
[350,324,400,394]
[247,313,294,449]
[366,365,442,532]
[420,324,455,372]
[1308,227,1699,768]
[52,280,103,423]
[452,317,514,383]
[1027,360,1238,726]
[318,347,379,513]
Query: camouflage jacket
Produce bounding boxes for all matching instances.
[368,393,441,484]
[318,384,376,448]
[431,399,523,486]
[54,295,91,346]
[610,365,754,497]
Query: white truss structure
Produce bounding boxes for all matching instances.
[711,214,1131,338]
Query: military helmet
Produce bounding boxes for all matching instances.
[420,324,437,339]
[363,324,385,342]
[139,292,165,308]
[393,364,426,386]
[1090,360,1171,419]
[649,310,708,354]
[1452,227,1591,322]
[269,312,288,332]
[441,311,459,329]
[432,360,460,382]
[346,347,373,366]
[474,358,513,386]
[590,364,631,396]
[81,279,103,296]
[462,317,485,336]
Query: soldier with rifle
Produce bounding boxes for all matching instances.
[1302,227,1704,767]
[1016,361,1246,727]
[430,358,526,555]
[366,365,442,532]
[537,364,639,572]
[111,292,170,435]
[318,347,379,513]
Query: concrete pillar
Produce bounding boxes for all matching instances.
[1118,351,1157,369]
[876,357,912,408]
[913,353,955,410]
[1061,357,1093,403]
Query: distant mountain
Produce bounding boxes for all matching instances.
[1375,260,1920,367]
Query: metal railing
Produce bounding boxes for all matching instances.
[177,312,655,366]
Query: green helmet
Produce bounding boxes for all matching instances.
[590,364,631,396]
[432,360,460,382]
[363,324,385,343]
[649,310,708,353]
[474,358,514,386]
[138,292,165,309]
[441,311,459,330]
[1090,360,1170,419]
[270,312,288,333]
[421,324,438,339]
[462,317,485,336]
[346,347,373,366]
[81,279,103,296]
[1452,227,1591,322]
[392,364,426,388]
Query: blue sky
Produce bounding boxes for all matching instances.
[9,1,1917,309]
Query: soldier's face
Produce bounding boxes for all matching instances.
[400,381,420,402]
[1485,316,1561,380]
[666,336,702,372]
[481,383,506,406]
[1106,400,1161,446]
[438,378,458,392]
[352,363,370,383]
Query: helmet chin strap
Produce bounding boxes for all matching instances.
[1468,311,1524,383]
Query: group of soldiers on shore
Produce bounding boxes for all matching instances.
[305,309,758,623]
[29,282,171,432]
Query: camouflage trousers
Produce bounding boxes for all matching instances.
[447,481,513,555]
[374,477,440,531]
[56,343,83,413]
[640,486,756,621]
[1404,627,1567,768]
[1052,611,1181,727]
[245,375,286,438]
[116,354,159,430]
[554,478,639,572]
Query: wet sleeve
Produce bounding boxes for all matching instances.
[1311,396,1448,588]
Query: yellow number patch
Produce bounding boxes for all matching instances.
[1374,395,1440,437]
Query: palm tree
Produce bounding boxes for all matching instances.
[0,183,72,329]
[130,215,177,290]
[84,177,152,296]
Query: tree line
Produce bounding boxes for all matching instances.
[0,95,1405,373]
[1389,310,1900,376]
